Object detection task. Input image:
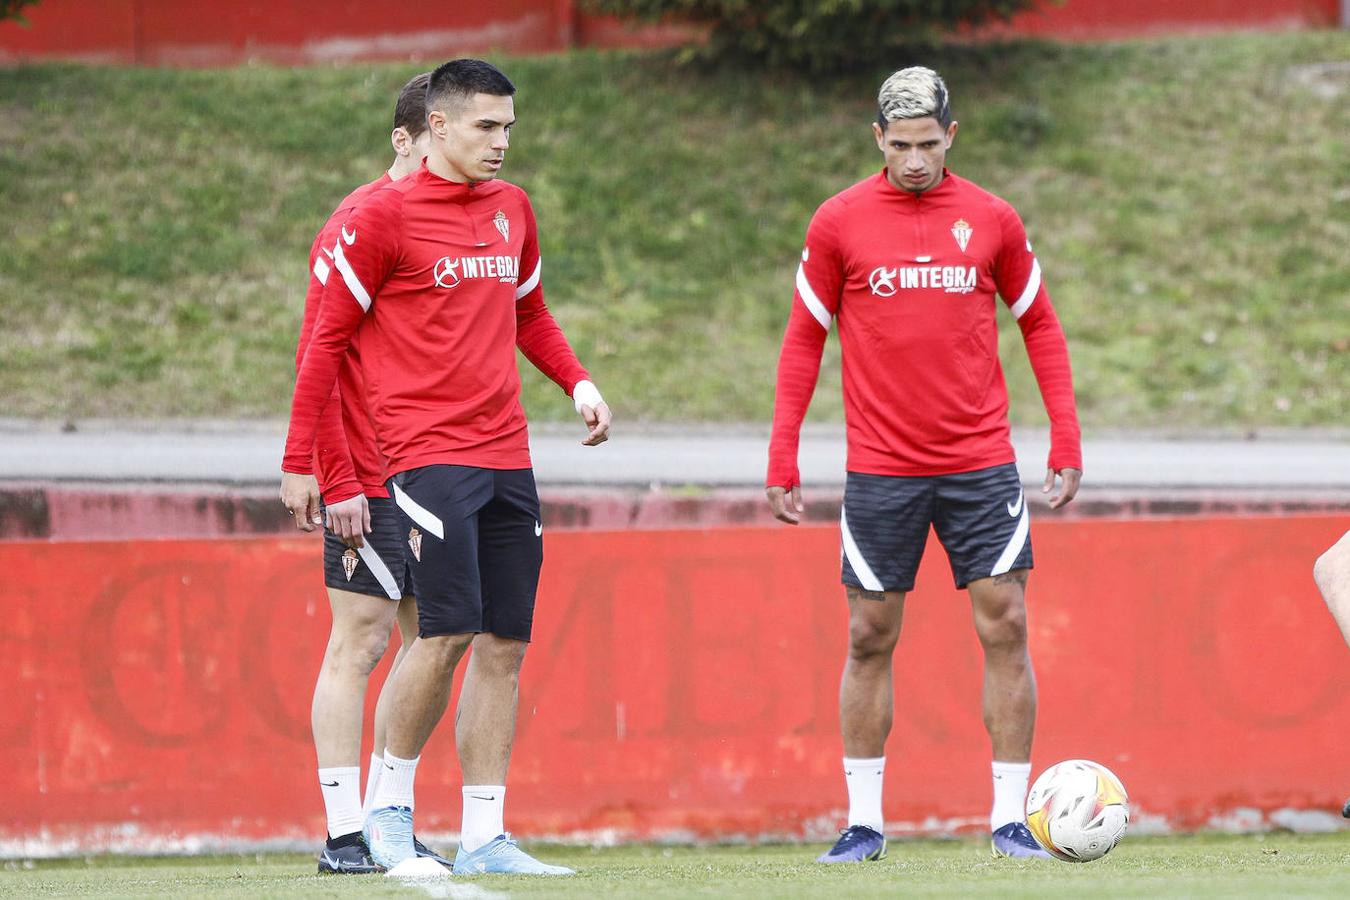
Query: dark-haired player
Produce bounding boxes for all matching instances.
[766,66,1081,863]
[279,71,453,875]
[281,58,609,876]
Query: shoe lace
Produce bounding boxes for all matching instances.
[833,825,878,851]
[484,833,520,857]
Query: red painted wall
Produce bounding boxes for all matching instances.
[0,0,1340,66]
[1005,0,1338,38]
[4,515,1347,854]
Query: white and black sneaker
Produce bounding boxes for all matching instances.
[317,832,383,874]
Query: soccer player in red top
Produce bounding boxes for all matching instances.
[281,59,609,876]
[765,66,1082,863]
[278,72,460,875]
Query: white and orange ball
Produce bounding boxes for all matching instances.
[1026,759,1129,862]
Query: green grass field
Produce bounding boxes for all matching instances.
[5,834,1349,898]
[1,32,1347,426]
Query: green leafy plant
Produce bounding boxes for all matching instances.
[582,0,1043,71]
[1,0,40,24]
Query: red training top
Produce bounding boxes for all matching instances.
[767,168,1081,489]
[283,164,590,478]
[296,173,390,504]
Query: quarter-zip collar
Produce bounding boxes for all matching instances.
[876,167,956,203]
[412,161,504,204]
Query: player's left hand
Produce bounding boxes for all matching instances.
[280,472,323,531]
[580,401,611,446]
[1043,466,1082,510]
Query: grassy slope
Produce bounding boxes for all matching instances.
[4,834,1349,898]
[0,33,1346,426]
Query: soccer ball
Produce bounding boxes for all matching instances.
[1025,759,1129,862]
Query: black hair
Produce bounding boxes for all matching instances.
[426,58,516,115]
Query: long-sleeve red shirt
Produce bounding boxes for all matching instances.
[295,174,390,504]
[283,165,590,478]
[767,168,1081,489]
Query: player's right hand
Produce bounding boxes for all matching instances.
[766,484,803,526]
[280,472,323,532]
[325,493,372,549]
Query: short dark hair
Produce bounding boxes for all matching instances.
[426,59,516,115]
[392,72,431,138]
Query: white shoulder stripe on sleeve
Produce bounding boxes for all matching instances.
[332,243,373,312]
[515,258,542,300]
[1010,257,1041,320]
[796,263,832,330]
[312,255,331,285]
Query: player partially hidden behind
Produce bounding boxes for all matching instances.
[279,72,453,874]
[765,66,1082,862]
[1312,530,1350,818]
[282,58,610,876]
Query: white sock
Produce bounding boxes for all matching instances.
[460,785,506,853]
[318,766,363,839]
[372,752,419,811]
[362,751,383,815]
[990,760,1032,830]
[843,756,885,833]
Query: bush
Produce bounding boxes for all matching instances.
[2,0,39,24]
[583,0,1044,71]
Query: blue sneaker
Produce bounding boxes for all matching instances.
[453,833,575,875]
[816,825,887,863]
[363,805,415,868]
[992,821,1054,859]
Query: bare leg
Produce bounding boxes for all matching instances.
[1314,531,1350,649]
[840,587,906,757]
[967,570,1036,761]
[456,634,528,784]
[371,594,419,757]
[312,589,399,768]
[383,632,473,760]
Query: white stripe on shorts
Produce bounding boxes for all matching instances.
[391,482,444,539]
[840,504,884,592]
[356,542,401,600]
[990,498,1031,577]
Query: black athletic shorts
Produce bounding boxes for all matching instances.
[388,465,543,641]
[321,495,412,601]
[840,462,1033,592]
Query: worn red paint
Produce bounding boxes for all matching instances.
[3,515,1347,852]
[0,0,1338,66]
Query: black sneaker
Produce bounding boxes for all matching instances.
[317,833,383,874]
[414,835,454,869]
[1342,797,1349,818]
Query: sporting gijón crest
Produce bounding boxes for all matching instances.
[951,218,972,253]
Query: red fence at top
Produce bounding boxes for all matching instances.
[0,0,1341,66]
[4,514,1348,855]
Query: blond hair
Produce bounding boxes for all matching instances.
[877,66,951,128]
